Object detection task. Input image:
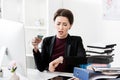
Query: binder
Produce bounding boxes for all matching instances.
[87,56,113,64]
[87,44,116,49]
[86,49,114,54]
[73,67,118,80]
[86,43,116,64]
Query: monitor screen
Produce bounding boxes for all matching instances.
[0,19,27,76]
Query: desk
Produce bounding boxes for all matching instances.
[0,67,28,80]
[27,69,74,80]
[1,68,118,80]
[0,68,74,80]
[27,69,118,80]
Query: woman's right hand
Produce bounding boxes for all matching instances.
[32,37,42,52]
[49,56,64,72]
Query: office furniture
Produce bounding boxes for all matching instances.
[0,0,48,69]
[1,67,119,80]
[27,68,74,80]
[0,67,74,80]
[0,67,28,80]
[24,0,47,69]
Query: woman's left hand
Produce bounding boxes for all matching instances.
[49,56,63,72]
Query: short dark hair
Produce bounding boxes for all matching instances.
[53,8,74,25]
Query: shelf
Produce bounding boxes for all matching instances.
[25,26,46,30]
[26,54,33,57]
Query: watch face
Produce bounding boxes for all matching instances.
[48,75,72,80]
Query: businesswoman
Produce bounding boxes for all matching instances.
[32,8,87,73]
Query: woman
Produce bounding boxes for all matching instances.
[32,8,87,73]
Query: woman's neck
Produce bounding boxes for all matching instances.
[56,34,68,39]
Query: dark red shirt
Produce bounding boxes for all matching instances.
[51,37,67,72]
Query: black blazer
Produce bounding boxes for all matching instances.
[33,34,87,72]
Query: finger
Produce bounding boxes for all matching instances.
[49,65,55,72]
[35,37,42,42]
[55,56,64,64]
[49,63,55,72]
[32,41,38,46]
[51,60,60,67]
[54,63,59,68]
[49,68,55,72]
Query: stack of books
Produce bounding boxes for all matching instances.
[86,44,116,68]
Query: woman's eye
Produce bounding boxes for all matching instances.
[57,23,60,25]
[63,23,67,26]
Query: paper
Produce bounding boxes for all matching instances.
[93,67,120,75]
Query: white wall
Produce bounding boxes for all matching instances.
[102,20,120,67]
[1,0,23,22]
[47,0,63,36]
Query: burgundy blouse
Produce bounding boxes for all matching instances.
[51,37,67,72]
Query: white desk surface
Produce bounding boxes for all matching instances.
[0,68,74,80]
[0,67,28,80]
[1,68,118,80]
[27,69,118,80]
[27,68,74,80]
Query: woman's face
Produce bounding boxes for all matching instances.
[54,16,71,39]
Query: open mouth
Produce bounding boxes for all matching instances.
[58,31,64,35]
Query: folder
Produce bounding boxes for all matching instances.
[73,67,118,80]
[87,55,113,64]
[73,67,93,80]
[87,44,116,49]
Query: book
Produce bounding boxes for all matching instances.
[93,67,120,76]
[90,63,110,68]
[87,44,116,49]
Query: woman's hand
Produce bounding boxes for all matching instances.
[32,37,42,52]
[49,56,63,72]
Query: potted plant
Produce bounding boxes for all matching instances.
[8,60,20,80]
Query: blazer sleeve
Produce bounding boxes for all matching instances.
[33,49,43,71]
[33,38,50,72]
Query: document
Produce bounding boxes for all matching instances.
[93,67,120,76]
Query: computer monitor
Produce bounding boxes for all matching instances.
[0,19,27,76]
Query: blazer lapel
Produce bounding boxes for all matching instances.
[65,35,71,57]
[49,36,55,56]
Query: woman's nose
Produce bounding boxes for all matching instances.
[59,24,63,29]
